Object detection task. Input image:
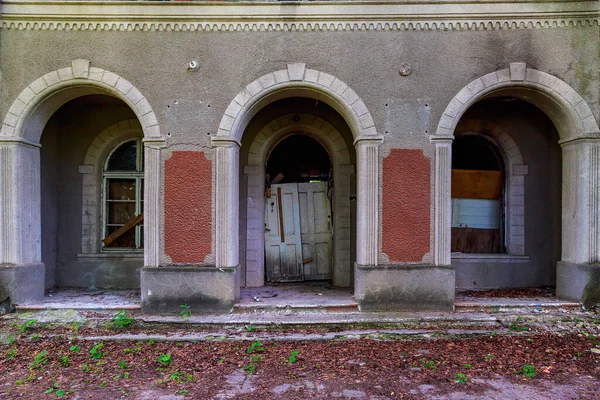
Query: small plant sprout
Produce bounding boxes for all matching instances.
[455,373,469,383]
[5,348,17,360]
[19,319,37,333]
[30,350,49,368]
[111,310,134,329]
[90,343,103,359]
[518,364,536,378]
[158,353,173,367]
[245,325,255,332]
[45,382,66,397]
[422,359,436,369]
[179,304,192,321]
[60,355,70,367]
[247,341,264,354]
[485,354,494,360]
[288,350,299,364]
[464,363,472,369]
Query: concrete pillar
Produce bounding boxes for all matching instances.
[431,135,453,266]
[0,138,45,305]
[354,136,382,267]
[557,136,600,307]
[213,137,240,269]
[143,138,165,267]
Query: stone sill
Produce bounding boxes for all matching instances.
[78,253,143,260]
[451,253,530,263]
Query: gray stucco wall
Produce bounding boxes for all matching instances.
[2,12,598,293]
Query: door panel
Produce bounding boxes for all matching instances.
[265,183,303,282]
[298,182,332,280]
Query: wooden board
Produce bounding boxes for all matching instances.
[451,227,503,254]
[102,213,144,246]
[451,169,503,200]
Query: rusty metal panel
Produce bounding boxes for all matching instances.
[451,169,503,200]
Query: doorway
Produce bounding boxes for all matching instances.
[264,135,333,283]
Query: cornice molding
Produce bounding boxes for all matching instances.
[1,1,598,32]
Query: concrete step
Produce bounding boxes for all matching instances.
[455,300,580,313]
[232,302,359,314]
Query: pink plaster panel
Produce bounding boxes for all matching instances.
[165,152,212,264]
[382,149,431,262]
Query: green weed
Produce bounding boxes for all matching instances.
[5,348,17,360]
[89,343,103,359]
[111,310,134,329]
[247,341,264,354]
[455,373,469,383]
[157,353,173,367]
[517,364,536,378]
[288,350,299,364]
[179,304,192,321]
[70,345,80,353]
[18,319,36,333]
[30,350,48,368]
[60,355,70,367]
[422,359,436,370]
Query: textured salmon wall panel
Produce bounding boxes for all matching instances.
[165,152,212,264]
[382,149,431,262]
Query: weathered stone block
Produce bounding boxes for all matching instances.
[355,263,454,311]
[557,262,600,308]
[0,263,45,308]
[141,266,239,314]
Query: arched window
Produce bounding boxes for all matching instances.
[102,139,144,250]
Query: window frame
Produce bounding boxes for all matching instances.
[101,138,144,252]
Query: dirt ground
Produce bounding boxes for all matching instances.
[1,315,600,400]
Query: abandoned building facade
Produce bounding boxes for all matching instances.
[0,1,599,313]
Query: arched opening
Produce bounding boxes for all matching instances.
[239,97,356,294]
[264,134,333,283]
[452,96,561,291]
[40,94,144,290]
[451,135,506,254]
[266,135,331,184]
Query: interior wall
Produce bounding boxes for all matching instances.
[454,98,562,289]
[40,95,138,289]
[238,98,357,287]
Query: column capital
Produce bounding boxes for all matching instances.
[558,133,600,147]
[0,136,41,148]
[354,135,384,147]
[429,134,455,144]
[142,137,167,150]
[211,136,241,148]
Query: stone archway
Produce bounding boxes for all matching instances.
[432,62,600,303]
[212,63,382,276]
[243,114,354,287]
[0,61,164,305]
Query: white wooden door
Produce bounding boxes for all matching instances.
[264,183,304,282]
[298,182,332,280]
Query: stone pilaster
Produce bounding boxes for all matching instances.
[430,135,453,266]
[212,137,240,268]
[560,136,600,264]
[0,139,41,264]
[143,138,165,267]
[354,136,382,266]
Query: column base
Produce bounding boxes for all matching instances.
[557,261,600,308]
[355,263,455,312]
[0,263,45,311]
[141,265,239,314]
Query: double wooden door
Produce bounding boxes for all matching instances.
[265,182,332,282]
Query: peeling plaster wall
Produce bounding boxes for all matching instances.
[164,151,212,264]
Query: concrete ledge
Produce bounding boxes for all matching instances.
[355,263,455,312]
[140,265,239,315]
[57,256,143,289]
[557,261,600,308]
[0,263,45,307]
